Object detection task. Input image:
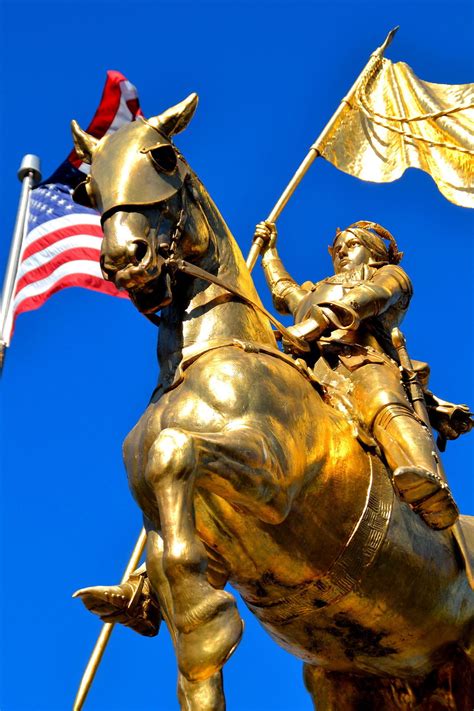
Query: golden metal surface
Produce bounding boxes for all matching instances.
[248,27,473,273]
[392,327,474,589]
[71,95,474,710]
[318,58,474,207]
[260,222,464,531]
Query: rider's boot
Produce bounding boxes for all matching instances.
[373,404,459,530]
[73,566,162,637]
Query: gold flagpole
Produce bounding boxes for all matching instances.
[72,527,147,711]
[246,26,399,271]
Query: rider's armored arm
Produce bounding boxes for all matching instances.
[283,305,331,343]
[261,246,309,315]
[324,265,413,327]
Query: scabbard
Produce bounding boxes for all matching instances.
[391,327,430,427]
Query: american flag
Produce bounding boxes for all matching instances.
[3,70,142,345]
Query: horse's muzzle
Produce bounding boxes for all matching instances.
[100,239,162,289]
[103,250,172,313]
[100,210,176,311]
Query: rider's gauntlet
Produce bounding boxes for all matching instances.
[285,306,331,342]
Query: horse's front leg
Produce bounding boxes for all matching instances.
[145,428,243,683]
[145,528,226,711]
[144,420,296,683]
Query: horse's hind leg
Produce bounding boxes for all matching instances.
[145,428,243,683]
[303,654,474,710]
[303,665,416,710]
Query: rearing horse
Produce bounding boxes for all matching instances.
[72,95,474,709]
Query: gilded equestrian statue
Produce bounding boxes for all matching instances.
[71,94,474,709]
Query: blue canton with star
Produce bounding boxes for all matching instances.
[28,160,98,229]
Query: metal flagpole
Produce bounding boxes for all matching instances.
[72,527,147,711]
[246,26,399,271]
[0,154,42,370]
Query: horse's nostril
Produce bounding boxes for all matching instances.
[132,240,148,265]
[100,255,114,281]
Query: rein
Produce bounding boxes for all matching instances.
[145,182,309,352]
[164,257,309,352]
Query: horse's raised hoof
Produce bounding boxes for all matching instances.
[176,590,243,682]
[178,671,225,711]
[393,466,459,530]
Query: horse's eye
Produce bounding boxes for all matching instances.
[149,145,178,174]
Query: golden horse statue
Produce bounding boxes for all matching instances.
[71,94,474,709]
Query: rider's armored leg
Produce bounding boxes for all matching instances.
[73,563,162,636]
[347,361,458,531]
[373,403,459,530]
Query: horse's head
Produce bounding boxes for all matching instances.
[71,94,210,313]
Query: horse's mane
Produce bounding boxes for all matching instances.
[187,171,248,276]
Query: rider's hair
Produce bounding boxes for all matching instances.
[329,221,403,265]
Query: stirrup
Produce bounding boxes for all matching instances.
[393,466,459,530]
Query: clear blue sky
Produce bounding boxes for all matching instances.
[1,1,473,710]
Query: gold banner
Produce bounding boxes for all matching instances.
[318,58,474,207]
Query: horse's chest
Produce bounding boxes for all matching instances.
[123,401,167,478]
[123,385,210,478]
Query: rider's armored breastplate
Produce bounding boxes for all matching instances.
[294,265,409,352]
[295,265,374,319]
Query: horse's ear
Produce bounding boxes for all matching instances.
[71,120,100,164]
[148,93,198,137]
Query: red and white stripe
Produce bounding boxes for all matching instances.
[2,214,126,343]
[13,214,125,317]
[2,71,141,345]
[69,70,143,174]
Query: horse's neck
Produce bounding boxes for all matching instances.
[158,182,276,380]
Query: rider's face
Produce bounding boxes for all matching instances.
[332,232,372,273]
